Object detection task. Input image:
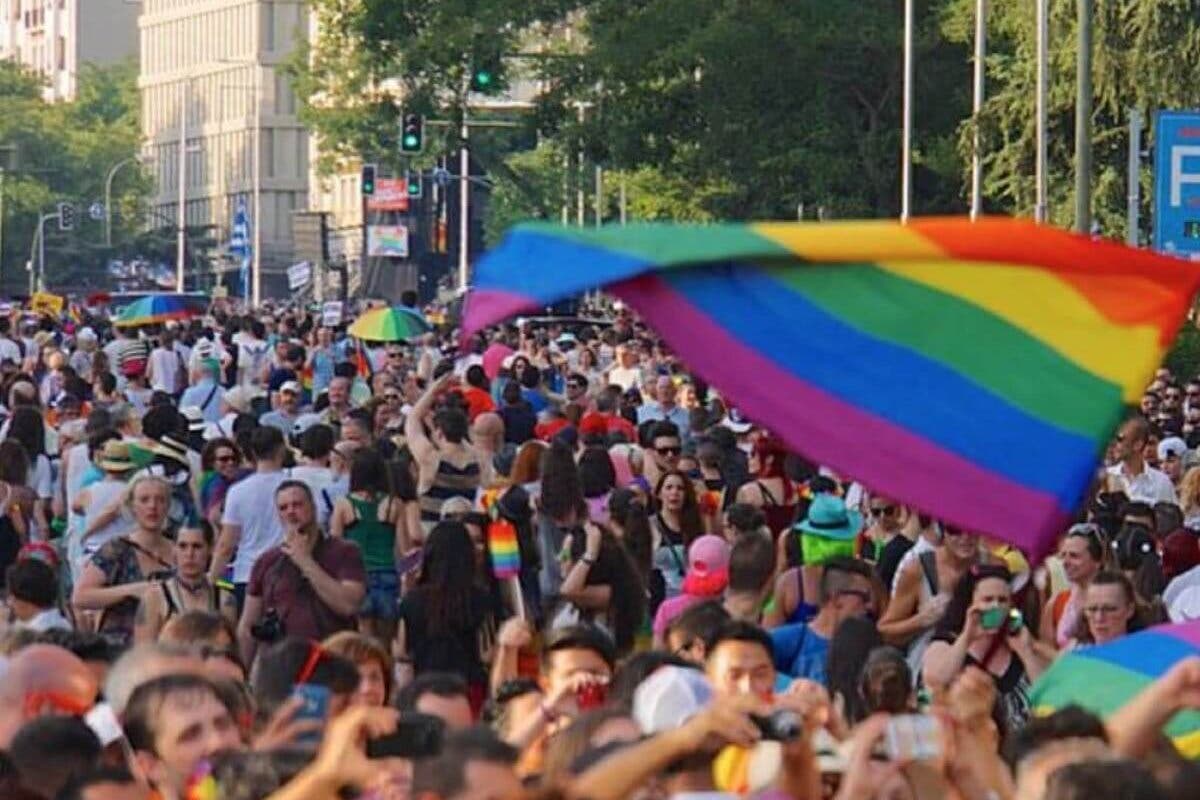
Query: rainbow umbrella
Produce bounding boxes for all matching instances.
[1029,621,1200,756]
[347,306,432,342]
[113,294,203,328]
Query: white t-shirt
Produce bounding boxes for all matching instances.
[1106,462,1178,505]
[237,340,271,387]
[607,365,643,391]
[0,338,21,365]
[28,453,52,500]
[148,347,182,393]
[222,470,290,583]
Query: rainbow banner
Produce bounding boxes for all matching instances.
[463,218,1200,556]
[1030,621,1200,757]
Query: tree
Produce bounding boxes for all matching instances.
[941,0,1200,238]
[0,59,148,293]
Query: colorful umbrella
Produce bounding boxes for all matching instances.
[482,343,514,380]
[462,218,1200,557]
[348,306,432,342]
[1029,621,1200,757]
[113,294,203,328]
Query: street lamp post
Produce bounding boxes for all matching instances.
[1075,0,1093,234]
[969,0,987,219]
[218,59,263,305]
[901,0,914,221]
[1035,0,1048,223]
[105,156,140,247]
[177,80,190,291]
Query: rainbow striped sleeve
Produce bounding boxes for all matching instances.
[463,218,1200,557]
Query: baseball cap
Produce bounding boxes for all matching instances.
[681,535,731,597]
[280,380,302,395]
[77,327,97,341]
[292,412,323,438]
[633,665,712,735]
[1159,436,1188,462]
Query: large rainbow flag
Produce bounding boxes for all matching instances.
[462,218,1200,556]
[1030,621,1200,757]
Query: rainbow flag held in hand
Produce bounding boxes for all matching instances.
[481,489,521,579]
[463,218,1200,557]
[1030,621,1200,757]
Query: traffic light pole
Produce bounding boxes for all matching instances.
[29,210,58,295]
[459,120,470,292]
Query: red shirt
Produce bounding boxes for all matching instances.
[580,411,637,440]
[535,417,571,441]
[459,386,496,421]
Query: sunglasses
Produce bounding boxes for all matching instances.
[215,453,237,463]
[869,505,896,517]
[388,352,404,359]
[1083,604,1124,617]
[656,446,681,456]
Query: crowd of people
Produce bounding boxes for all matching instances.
[0,291,1196,800]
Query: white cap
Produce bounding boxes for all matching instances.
[292,412,323,438]
[279,380,302,395]
[1159,436,1188,462]
[77,326,97,341]
[633,666,712,735]
[223,385,263,414]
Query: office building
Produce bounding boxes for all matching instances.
[0,0,139,101]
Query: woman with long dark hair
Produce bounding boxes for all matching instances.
[536,441,587,604]
[331,448,411,643]
[651,470,705,600]
[560,522,648,655]
[578,446,616,524]
[7,405,51,537]
[923,565,1054,735]
[396,520,492,711]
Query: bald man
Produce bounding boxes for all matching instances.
[0,644,99,748]
[471,412,505,462]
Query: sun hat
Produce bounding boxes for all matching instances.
[720,408,753,435]
[633,666,712,735]
[96,440,137,473]
[681,535,732,597]
[223,386,263,414]
[794,493,862,566]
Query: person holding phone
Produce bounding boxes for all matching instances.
[923,565,1055,735]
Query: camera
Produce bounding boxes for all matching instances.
[250,609,286,643]
[751,709,803,742]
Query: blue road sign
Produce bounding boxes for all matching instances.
[1154,111,1200,259]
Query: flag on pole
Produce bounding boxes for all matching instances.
[229,196,252,299]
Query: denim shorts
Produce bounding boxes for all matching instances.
[360,568,400,621]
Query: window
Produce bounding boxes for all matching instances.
[54,34,62,70]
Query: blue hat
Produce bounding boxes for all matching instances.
[796,493,862,540]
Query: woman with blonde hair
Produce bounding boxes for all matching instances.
[1179,466,1200,529]
[72,474,175,646]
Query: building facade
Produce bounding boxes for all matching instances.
[139,0,308,296]
[0,0,139,101]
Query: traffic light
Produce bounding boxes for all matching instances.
[57,202,75,231]
[406,170,423,200]
[361,163,377,196]
[469,37,503,94]
[400,114,424,154]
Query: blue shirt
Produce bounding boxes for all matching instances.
[771,622,830,685]
[180,379,224,422]
[637,402,691,436]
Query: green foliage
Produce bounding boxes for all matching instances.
[941,0,1200,237]
[0,58,147,291]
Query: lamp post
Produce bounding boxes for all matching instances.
[218,59,263,305]
[104,156,142,247]
[900,0,914,221]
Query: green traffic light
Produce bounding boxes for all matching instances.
[403,133,419,148]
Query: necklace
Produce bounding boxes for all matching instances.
[175,576,209,594]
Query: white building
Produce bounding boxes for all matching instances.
[138,0,308,297]
[0,0,139,101]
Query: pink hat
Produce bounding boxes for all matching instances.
[682,535,731,597]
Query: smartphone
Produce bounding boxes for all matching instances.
[883,714,941,762]
[1006,609,1025,635]
[292,683,330,744]
[979,607,1006,631]
[575,680,609,711]
[365,713,445,760]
